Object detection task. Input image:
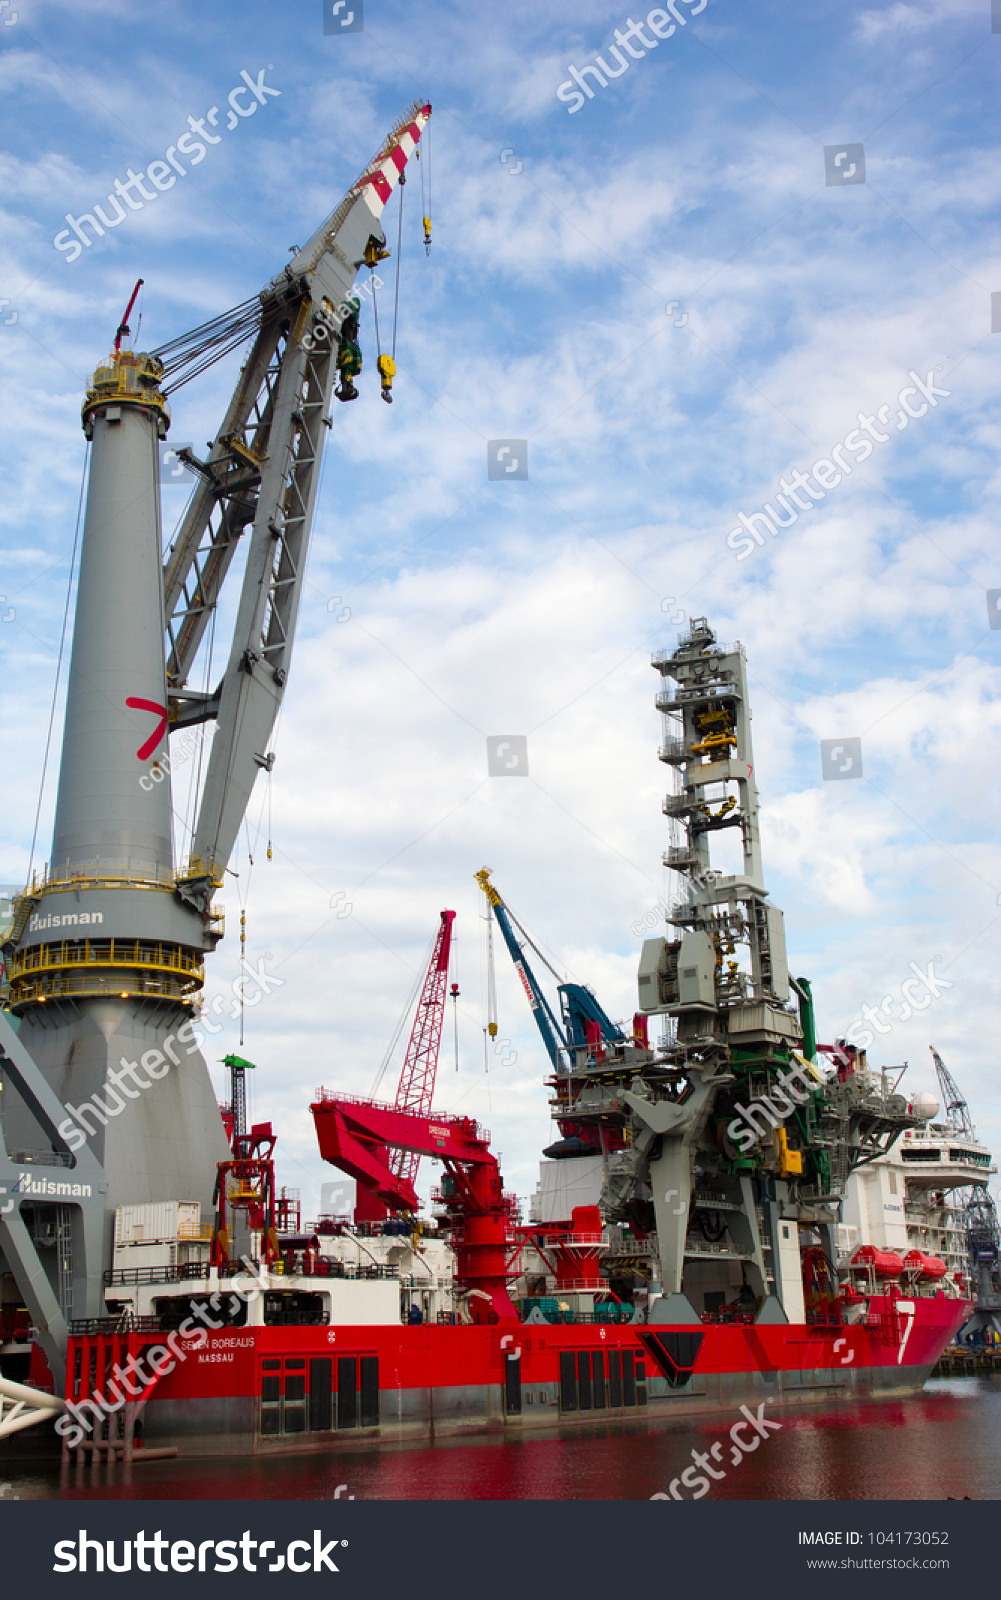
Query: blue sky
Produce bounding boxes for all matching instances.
[1,0,1000,1214]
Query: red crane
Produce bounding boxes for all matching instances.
[351,909,455,1222]
[392,909,455,1183]
[311,1094,518,1322]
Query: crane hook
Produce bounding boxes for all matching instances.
[376,353,396,403]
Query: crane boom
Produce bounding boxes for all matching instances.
[311,1090,519,1321]
[930,1045,976,1139]
[391,909,456,1187]
[474,868,624,1074]
[475,868,567,1069]
[161,100,431,898]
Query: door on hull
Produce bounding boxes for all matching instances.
[559,1348,647,1413]
[309,1358,333,1431]
[505,1352,522,1415]
[259,1354,378,1435]
[335,1355,381,1430]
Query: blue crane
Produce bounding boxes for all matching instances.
[475,868,625,1075]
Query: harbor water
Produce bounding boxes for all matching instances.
[2,1377,999,1502]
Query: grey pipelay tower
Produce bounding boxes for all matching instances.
[0,102,432,1377]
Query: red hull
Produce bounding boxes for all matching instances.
[57,1293,971,1458]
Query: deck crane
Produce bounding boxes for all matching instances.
[311,1093,519,1323]
[160,100,432,906]
[929,1047,1001,1345]
[0,101,432,1378]
[929,1045,977,1140]
[353,909,456,1221]
[474,868,626,1075]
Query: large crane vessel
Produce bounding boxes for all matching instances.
[0,117,970,1461]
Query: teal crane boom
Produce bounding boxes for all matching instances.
[475,868,624,1076]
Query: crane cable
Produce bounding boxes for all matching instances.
[370,926,438,1099]
[419,128,431,254]
[25,443,89,890]
[391,173,404,362]
[372,177,404,405]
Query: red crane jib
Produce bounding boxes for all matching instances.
[390,908,455,1190]
[312,1093,519,1324]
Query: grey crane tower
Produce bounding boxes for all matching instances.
[0,101,431,1372]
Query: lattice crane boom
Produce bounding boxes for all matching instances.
[391,909,456,1188]
[160,101,432,899]
[930,1045,976,1139]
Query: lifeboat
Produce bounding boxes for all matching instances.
[850,1245,904,1276]
[903,1249,947,1281]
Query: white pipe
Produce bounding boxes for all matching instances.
[0,1374,66,1410]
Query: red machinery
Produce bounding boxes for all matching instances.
[212,1122,279,1266]
[516,1206,604,1295]
[312,1092,519,1322]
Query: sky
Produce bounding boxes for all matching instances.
[1,0,1000,1219]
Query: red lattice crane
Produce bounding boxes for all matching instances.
[348,908,455,1223]
[391,909,455,1187]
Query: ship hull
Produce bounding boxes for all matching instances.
[55,1292,970,1461]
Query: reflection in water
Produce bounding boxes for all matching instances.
[3,1378,1000,1502]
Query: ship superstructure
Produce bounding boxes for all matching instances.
[840,1113,995,1278]
[839,1048,1000,1342]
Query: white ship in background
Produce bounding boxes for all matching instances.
[840,1049,1000,1343]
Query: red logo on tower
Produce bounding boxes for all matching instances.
[126,697,168,761]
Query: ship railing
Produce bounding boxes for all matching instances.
[34,863,177,892]
[8,938,204,977]
[103,1261,261,1287]
[7,1148,74,1168]
[275,1257,398,1281]
[91,1254,406,1286]
[69,1316,162,1336]
[530,1233,604,1249]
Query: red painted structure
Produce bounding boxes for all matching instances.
[212,1122,279,1266]
[312,1093,519,1321]
[518,1206,604,1293]
[57,1289,972,1461]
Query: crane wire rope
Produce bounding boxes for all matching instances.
[370,267,383,359]
[152,296,262,394]
[370,925,438,1099]
[391,174,404,362]
[504,903,566,984]
[25,443,89,889]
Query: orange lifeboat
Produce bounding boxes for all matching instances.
[850,1245,904,1276]
[903,1249,947,1281]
